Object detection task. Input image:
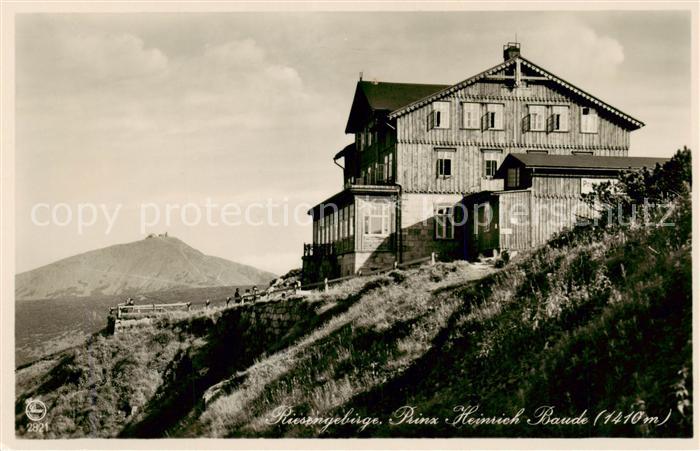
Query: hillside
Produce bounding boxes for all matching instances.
[15,150,692,438]
[15,235,275,300]
[15,285,263,367]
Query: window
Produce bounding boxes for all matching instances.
[549,105,569,132]
[429,101,451,129]
[345,206,350,238]
[484,103,504,130]
[581,107,599,133]
[435,206,454,240]
[484,159,498,178]
[363,202,391,236]
[331,211,337,242]
[435,148,454,178]
[437,158,452,177]
[383,153,394,182]
[507,168,520,188]
[481,149,501,178]
[528,105,547,131]
[388,153,393,181]
[349,204,354,236]
[462,102,481,129]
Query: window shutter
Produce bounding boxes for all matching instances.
[522,114,530,132]
[444,159,452,176]
[428,102,450,129]
[581,107,597,133]
[546,114,554,132]
[463,103,480,129]
[553,106,569,131]
[560,109,569,131]
[489,104,504,129]
[590,110,598,133]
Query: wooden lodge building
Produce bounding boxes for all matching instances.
[302,42,663,284]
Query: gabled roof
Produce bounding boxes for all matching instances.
[387,56,644,130]
[500,153,667,173]
[345,81,448,133]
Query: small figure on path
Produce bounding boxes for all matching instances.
[205,299,211,309]
[226,296,231,307]
[234,288,242,304]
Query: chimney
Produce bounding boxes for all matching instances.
[503,42,521,61]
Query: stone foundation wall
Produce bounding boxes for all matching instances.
[400,193,464,262]
[237,297,319,343]
[354,251,396,273]
[111,296,322,347]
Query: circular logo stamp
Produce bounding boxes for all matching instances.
[25,399,47,422]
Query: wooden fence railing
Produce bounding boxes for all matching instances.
[109,283,303,318]
[108,252,437,318]
[300,252,436,292]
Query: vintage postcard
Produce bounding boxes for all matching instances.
[0,1,698,449]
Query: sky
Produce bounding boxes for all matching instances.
[15,11,692,275]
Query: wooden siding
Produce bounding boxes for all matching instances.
[497,190,531,250]
[529,175,596,246]
[396,78,631,193]
[398,143,484,193]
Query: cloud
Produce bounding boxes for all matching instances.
[17,23,168,92]
[57,31,169,82]
[521,19,625,81]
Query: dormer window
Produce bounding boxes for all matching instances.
[581,107,599,133]
[428,101,451,129]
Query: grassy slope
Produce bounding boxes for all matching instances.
[15,195,691,438]
[15,285,262,367]
[191,196,691,438]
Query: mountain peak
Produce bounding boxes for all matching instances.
[16,237,275,300]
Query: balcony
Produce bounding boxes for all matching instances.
[303,238,355,258]
[303,243,335,258]
[345,164,395,188]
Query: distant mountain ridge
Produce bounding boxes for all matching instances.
[15,236,276,300]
